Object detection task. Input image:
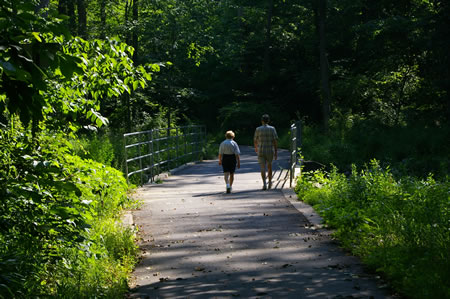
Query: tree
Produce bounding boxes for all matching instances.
[77,0,87,38]
[316,0,331,130]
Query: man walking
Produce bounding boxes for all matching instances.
[254,114,278,190]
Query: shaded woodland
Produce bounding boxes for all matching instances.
[0,0,449,297]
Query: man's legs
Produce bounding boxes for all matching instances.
[260,162,267,190]
[230,172,234,187]
[267,162,273,189]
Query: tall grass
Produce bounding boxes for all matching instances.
[295,162,450,298]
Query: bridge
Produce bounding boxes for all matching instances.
[126,133,391,298]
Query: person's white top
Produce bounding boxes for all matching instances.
[219,139,240,155]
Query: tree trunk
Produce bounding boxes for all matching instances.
[317,0,331,131]
[67,1,76,35]
[58,0,66,14]
[263,0,274,77]
[124,93,132,132]
[77,0,87,38]
[132,0,139,62]
[124,0,131,45]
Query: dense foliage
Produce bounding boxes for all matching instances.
[1,0,449,297]
[0,1,152,297]
[39,0,449,133]
[0,125,137,297]
[42,0,449,177]
[295,163,450,299]
[300,116,450,178]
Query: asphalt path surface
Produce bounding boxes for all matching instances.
[129,146,392,299]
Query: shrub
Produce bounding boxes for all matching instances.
[0,126,137,298]
[295,162,450,298]
[301,118,450,178]
[71,134,115,167]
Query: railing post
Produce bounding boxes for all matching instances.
[184,126,188,163]
[157,129,160,178]
[176,127,179,168]
[149,130,154,183]
[138,141,143,185]
[295,120,302,162]
[124,134,129,185]
[290,123,298,188]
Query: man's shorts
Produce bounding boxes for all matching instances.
[222,154,237,173]
[258,152,273,165]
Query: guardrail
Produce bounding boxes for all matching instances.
[289,121,302,187]
[124,125,206,185]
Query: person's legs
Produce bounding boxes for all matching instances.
[267,162,273,189]
[230,172,234,186]
[225,172,231,193]
[260,163,267,190]
[224,172,230,185]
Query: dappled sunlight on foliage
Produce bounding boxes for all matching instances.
[0,123,138,297]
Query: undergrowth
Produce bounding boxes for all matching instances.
[0,127,138,298]
[295,161,450,298]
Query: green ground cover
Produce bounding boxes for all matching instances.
[295,162,450,298]
[0,127,138,298]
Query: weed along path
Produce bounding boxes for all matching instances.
[129,146,392,299]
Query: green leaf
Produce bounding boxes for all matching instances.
[32,32,42,42]
[132,80,139,91]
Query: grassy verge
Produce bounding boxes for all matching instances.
[0,128,139,298]
[295,162,450,298]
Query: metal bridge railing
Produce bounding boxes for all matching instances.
[289,121,302,187]
[124,125,206,185]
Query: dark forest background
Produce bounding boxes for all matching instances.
[51,0,450,175]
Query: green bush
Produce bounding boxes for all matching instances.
[301,117,450,178]
[0,126,138,298]
[71,134,115,167]
[295,162,450,298]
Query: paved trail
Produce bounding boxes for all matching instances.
[129,146,391,299]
